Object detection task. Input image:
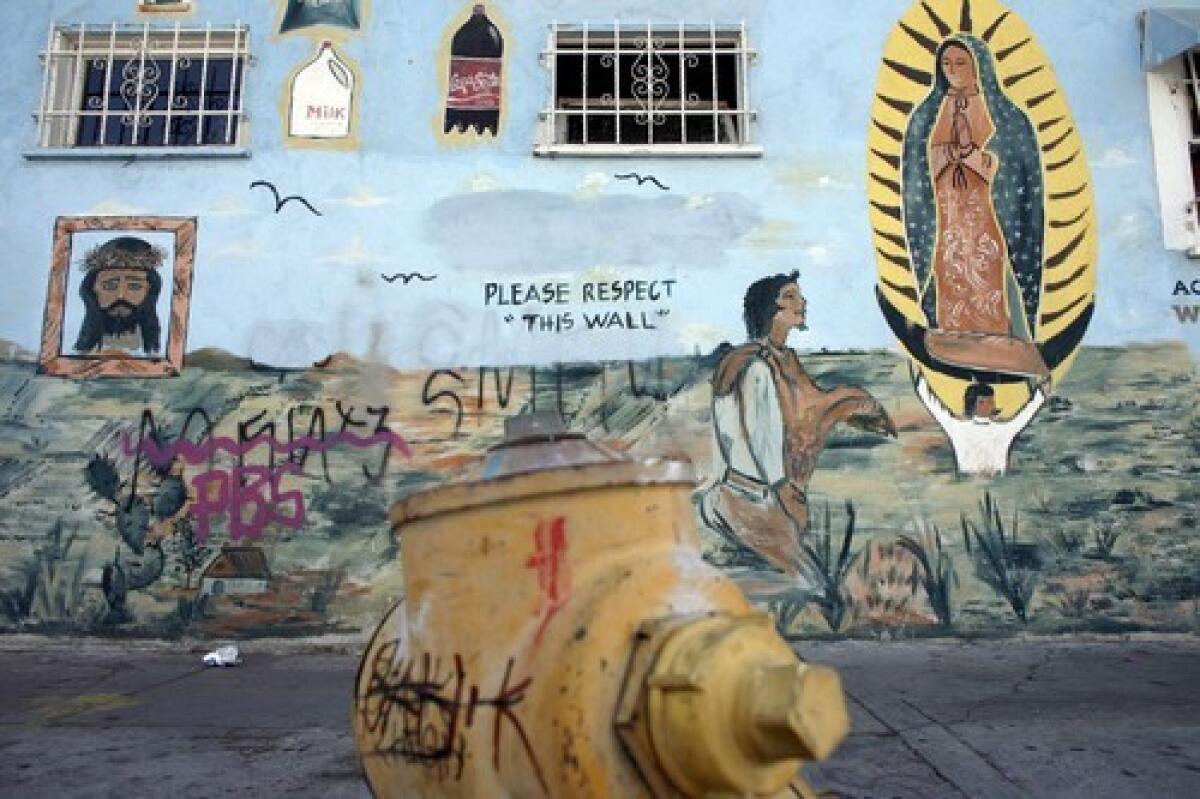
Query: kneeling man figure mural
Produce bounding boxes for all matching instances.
[701,272,897,574]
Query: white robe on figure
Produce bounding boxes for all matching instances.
[711,359,785,486]
[916,376,1045,477]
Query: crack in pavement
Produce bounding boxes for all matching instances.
[73,662,126,695]
[1012,647,1058,697]
[844,689,972,798]
[900,697,1029,795]
[961,646,1059,724]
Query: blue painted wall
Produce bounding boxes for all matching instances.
[0,0,1196,368]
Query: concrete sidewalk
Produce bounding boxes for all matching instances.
[1,636,1198,798]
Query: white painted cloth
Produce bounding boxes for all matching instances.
[916,376,1045,476]
[711,358,785,485]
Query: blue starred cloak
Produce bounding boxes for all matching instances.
[901,35,1045,337]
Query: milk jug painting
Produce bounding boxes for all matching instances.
[289,41,356,139]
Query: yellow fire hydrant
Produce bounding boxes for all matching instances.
[353,412,849,798]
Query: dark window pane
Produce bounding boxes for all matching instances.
[619,114,650,145]
[685,55,715,106]
[1191,143,1200,198]
[560,113,584,143]
[75,54,240,147]
[715,54,739,111]
[555,54,583,107]
[686,115,715,144]
[651,114,684,144]
[584,113,617,144]
[585,54,615,102]
[718,113,740,144]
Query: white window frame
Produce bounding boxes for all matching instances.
[32,20,250,155]
[1145,49,1200,257]
[138,1,193,12]
[535,21,761,158]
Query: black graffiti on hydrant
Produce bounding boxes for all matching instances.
[358,644,547,792]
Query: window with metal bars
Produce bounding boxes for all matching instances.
[1183,50,1200,201]
[536,22,759,156]
[35,22,250,150]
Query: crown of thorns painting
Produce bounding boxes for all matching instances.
[38,216,197,378]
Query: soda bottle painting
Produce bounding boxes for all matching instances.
[444,4,504,136]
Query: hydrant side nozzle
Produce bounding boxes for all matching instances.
[635,614,851,797]
[742,664,851,763]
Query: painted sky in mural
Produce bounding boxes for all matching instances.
[0,0,1194,371]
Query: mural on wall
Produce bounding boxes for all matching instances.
[279,0,362,35]
[37,216,196,379]
[381,272,438,285]
[868,0,1097,475]
[699,272,896,574]
[0,342,1194,640]
[443,4,504,137]
[0,0,1195,649]
[288,41,357,140]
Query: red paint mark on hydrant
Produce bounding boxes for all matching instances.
[525,517,569,646]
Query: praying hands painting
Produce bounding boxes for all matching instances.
[868,0,1097,475]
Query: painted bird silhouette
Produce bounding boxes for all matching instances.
[381,272,438,284]
[614,172,670,191]
[249,180,323,216]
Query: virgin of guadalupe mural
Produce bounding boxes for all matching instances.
[902,36,1046,378]
[868,0,1097,476]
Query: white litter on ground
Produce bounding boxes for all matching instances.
[202,645,242,667]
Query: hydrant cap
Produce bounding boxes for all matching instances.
[391,411,695,527]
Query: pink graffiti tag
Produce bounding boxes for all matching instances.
[190,464,305,542]
[524,517,569,647]
[118,420,411,541]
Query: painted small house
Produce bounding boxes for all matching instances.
[197,547,271,599]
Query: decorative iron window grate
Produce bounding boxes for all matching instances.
[536,22,759,156]
[36,22,250,149]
